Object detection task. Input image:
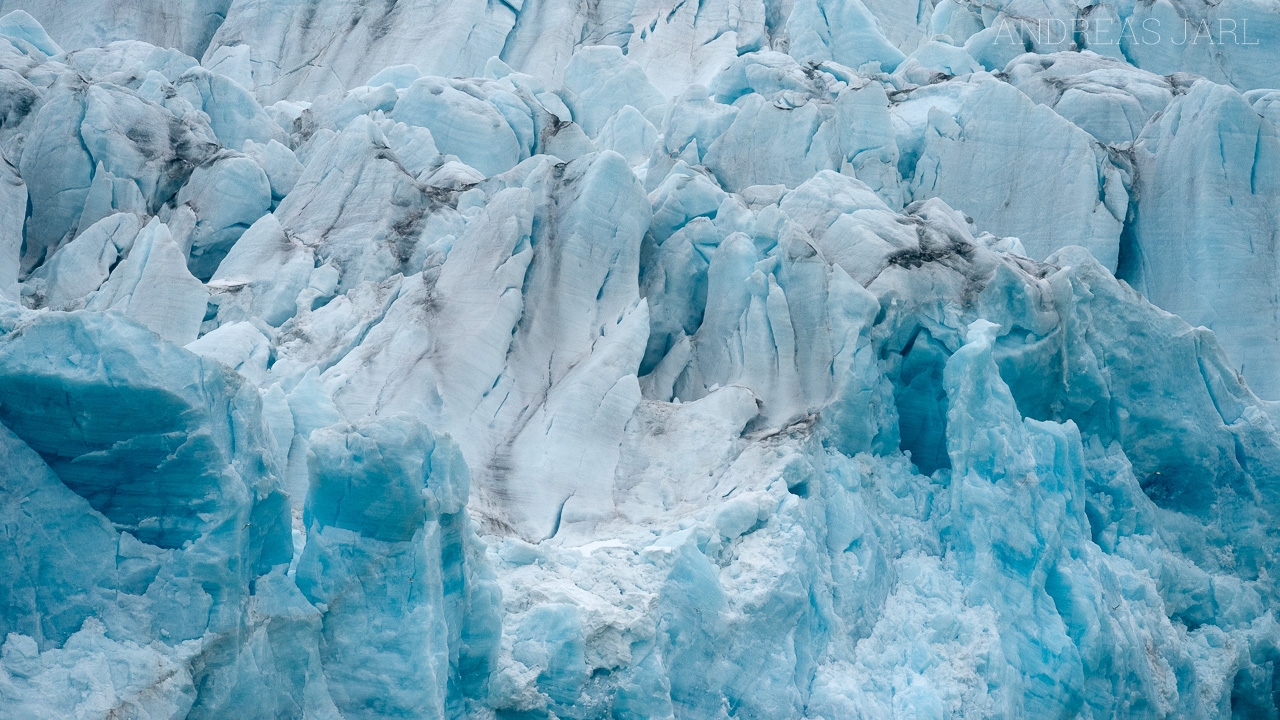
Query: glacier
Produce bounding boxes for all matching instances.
[1,0,1280,717]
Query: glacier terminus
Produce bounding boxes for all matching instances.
[2,0,1280,717]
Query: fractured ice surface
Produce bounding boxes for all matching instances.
[3,0,1280,717]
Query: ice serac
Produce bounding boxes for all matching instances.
[207,213,315,327]
[297,413,500,719]
[314,188,531,428]
[174,65,289,151]
[1005,52,1175,148]
[560,46,664,137]
[205,0,516,103]
[0,2,226,56]
[18,78,94,271]
[787,0,904,72]
[0,9,60,55]
[699,52,903,202]
[0,159,24,300]
[308,150,651,543]
[0,311,315,719]
[1124,78,1280,399]
[86,218,207,345]
[79,82,219,212]
[390,77,523,177]
[170,153,272,279]
[25,212,143,311]
[273,115,431,291]
[620,0,759,100]
[486,150,649,541]
[16,66,221,275]
[895,74,1128,271]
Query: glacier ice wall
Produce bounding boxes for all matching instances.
[2,0,1280,717]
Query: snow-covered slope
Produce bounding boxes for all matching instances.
[1,1,1280,717]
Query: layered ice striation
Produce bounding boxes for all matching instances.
[2,0,1280,717]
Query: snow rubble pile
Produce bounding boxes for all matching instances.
[2,0,1280,717]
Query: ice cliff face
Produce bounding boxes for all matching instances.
[2,0,1280,717]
